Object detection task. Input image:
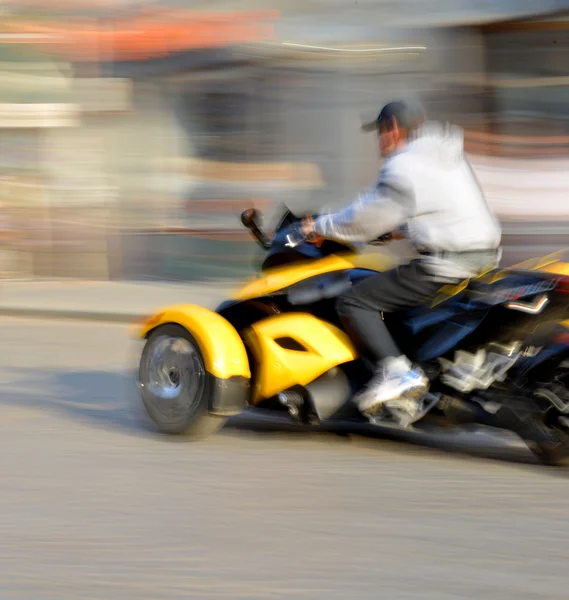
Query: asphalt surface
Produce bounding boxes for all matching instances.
[2,317,569,599]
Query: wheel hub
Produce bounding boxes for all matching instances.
[142,335,201,406]
[168,368,180,385]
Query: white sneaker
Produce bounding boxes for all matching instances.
[356,356,429,424]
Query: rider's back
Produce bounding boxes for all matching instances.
[390,121,502,280]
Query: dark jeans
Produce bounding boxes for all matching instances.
[337,260,443,366]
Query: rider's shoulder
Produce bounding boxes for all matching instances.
[377,153,410,182]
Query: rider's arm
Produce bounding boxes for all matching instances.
[313,165,415,244]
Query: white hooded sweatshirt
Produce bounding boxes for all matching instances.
[314,121,502,281]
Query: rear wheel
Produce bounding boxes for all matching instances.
[527,371,569,465]
[138,324,226,439]
[528,416,569,467]
[529,442,569,467]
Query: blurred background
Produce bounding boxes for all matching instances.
[1,0,569,283]
[2,5,569,596]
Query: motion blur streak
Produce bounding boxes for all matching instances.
[281,43,428,52]
[0,1,568,282]
[2,3,569,600]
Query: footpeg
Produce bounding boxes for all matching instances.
[368,392,440,429]
[278,390,304,419]
[395,392,440,428]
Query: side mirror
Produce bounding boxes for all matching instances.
[240,208,271,250]
[241,208,260,228]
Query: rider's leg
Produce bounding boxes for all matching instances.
[337,260,442,422]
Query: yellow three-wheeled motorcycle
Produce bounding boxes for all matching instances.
[135,207,569,465]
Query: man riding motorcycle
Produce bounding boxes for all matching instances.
[302,100,502,426]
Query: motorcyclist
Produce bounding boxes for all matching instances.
[302,100,502,426]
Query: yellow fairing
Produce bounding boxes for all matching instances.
[540,261,569,277]
[432,253,569,306]
[486,251,569,281]
[244,313,358,404]
[232,249,569,305]
[232,250,394,302]
[137,304,250,380]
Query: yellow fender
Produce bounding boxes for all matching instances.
[243,312,358,404]
[136,304,250,380]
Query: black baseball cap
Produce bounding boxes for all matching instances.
[361,100,426,133]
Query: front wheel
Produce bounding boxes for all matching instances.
[138,324,226,439]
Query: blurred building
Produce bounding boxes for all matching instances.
[0,2,568,280]
[0,7,280,279]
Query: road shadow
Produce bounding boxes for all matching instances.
[0,367,152,439]
[223,410,546,470]
[0,367,562,471]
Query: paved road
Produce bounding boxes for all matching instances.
[1,317,569,599]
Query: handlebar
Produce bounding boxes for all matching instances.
[285,226,319,249]
[241,207,399,251]
[286,227,394,249]
[241,208,271,250]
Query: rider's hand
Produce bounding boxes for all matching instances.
[390,229,406,241]
[301,215,315,235]
[301,215,325,247]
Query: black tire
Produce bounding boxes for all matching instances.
[528,437,569,467]
[526,405,569,467]
[138,323,226,439]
